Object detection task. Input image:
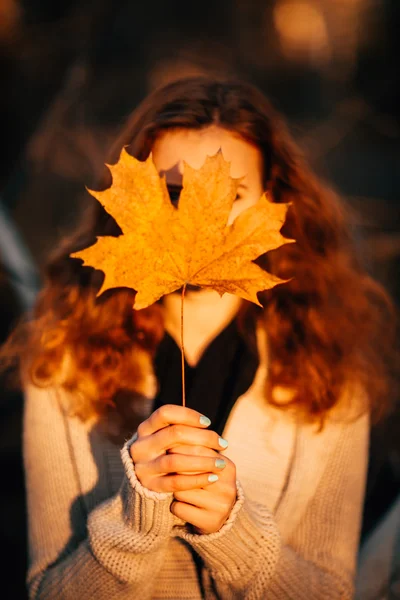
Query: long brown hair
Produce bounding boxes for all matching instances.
[1,76,398,436]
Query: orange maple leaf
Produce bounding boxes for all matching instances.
[71,148,294,310]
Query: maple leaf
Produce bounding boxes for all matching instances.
[71,148,294,310]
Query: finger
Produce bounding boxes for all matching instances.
[147,472,221,493]
[170,501,213,533]
[143,453,227,476]
[152,424,228,455]
[137,404,212,438]
[173,488,210,507]
[167,445,220,458]
[173,487,236,511]
[132,427,228,463]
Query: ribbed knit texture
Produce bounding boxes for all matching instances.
[23,376,369,599]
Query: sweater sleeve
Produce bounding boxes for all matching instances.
[177,411,369,599]
[23,385,175,600]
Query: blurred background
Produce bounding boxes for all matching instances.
[0,0,399,597]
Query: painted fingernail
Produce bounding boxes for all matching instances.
[199,415,211,426]
[218,437,229,449]
[215,458,226,469]
[208,474,219,483]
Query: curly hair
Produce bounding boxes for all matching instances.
[1,76,398,437]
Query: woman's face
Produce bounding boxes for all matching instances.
[151,125,264,225]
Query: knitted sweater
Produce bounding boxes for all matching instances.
[23,356,369,599]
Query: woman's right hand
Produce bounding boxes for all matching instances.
[129,404,228,493]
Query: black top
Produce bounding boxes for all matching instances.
[151,317,259,436]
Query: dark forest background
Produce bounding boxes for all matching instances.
[0,1,399,598]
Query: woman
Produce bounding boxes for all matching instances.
[1,77,398,599]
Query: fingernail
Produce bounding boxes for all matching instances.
[218,437,229,449]
[199,415,211,426]
[208,474,219,483]
[215,458,226,469]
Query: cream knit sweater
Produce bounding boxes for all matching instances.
[23,357,369,599]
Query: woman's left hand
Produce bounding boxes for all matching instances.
[168,444,237,534]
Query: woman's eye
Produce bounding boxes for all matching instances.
[234,194,243,202]
[167,185,182,205]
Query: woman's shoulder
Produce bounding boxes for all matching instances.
[326,379,370,425]
[23,382,98,435]
[22,382,140,448]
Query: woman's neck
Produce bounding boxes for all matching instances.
[162,290,242,367]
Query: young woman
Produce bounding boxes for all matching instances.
[1,77,398,599]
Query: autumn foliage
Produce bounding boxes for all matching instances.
[72,150,293,309]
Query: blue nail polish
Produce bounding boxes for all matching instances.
[218,437,228,449]
[199,415,211,426]
[215,458,226,469]
[208,474,219,483]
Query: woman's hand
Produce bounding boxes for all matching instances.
[129,404,230,494]
[169,444,237,535]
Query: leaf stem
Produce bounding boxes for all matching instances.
[181,283,187,407]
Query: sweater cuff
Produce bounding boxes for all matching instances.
[119,434,175,538]
[176,481,282,584]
